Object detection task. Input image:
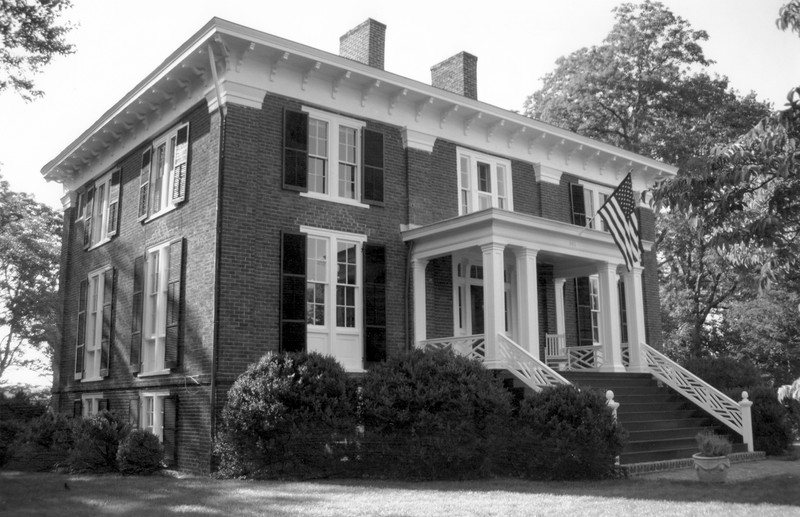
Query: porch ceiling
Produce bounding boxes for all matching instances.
[401,208,652,275]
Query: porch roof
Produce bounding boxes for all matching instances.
[401,208,652,276]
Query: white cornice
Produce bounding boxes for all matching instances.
[41,17,679,191]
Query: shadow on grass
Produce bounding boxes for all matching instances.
[1,467,798,517]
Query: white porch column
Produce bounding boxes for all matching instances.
[597,262,626,372]
[554,278,566,337]
[481,243,506,362]
[622,266,647,372]
[411,258,428,346]
[515,247,540,359]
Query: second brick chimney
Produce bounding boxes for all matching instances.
[431,51,478,100]
[339,19,386,70]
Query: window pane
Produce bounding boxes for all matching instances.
[153,144,166,211]
[477,162,491,193]
[308,119,328,194]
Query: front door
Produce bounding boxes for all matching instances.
[470,285,484,335]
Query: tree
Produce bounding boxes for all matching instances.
[0,174,61,384]
[524,1,772,356]
[0,0,75,101]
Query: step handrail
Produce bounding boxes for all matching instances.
[491,333,571,392]
[642,343,754,451]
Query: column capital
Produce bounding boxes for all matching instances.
[622,265,645,277]
[480,242,507,254]
[554,277,567,288]
[411,257,429,270]
[514,246,539,260]
[597,261,620,275]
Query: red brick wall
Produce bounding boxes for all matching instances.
[54,101,218,473]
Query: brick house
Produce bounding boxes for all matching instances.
[42,18,753,472]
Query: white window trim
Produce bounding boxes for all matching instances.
[299,226,366,336]
[300,106,369,208]
[140,390,170,441]
[143,123,186,223]
[86,171,114,250]
[82,265,111,382]
[456,147,513,215]
[82,392,104,417]
[141,241,171,375]
[579,180,613,232]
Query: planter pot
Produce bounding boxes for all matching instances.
[692,453,731,483]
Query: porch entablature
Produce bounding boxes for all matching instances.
[401,207,652,267]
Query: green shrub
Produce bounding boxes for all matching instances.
[736,386,797,455]
[358,347,513,480]
[117,429,164,475]
[216,352,356,479]
[695,429,732,457]
[0,419,24,467]
[68,411,130,472]
[506,385,627,480]
[682,356,765,391]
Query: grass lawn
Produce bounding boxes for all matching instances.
[1,469,798,517]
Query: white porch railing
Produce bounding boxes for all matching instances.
[567,345,604,370]
[491,333,571,391]
[417,335,486,361]
[418,334,569,392]
[642,343,754,452]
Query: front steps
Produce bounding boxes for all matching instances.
[561,371,748,465]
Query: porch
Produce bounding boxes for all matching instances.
[401,208,649,375]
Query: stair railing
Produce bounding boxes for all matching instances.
[417,335,486,361]
[642,343,754,452]
[491,333,571,392]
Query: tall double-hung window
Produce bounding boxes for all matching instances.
[131,239,183,375]
[457,148,513,215]
[570,181,612,231]
[75,266,115,381]
[283,107,385,206]
[137,123,189,221]
[79,169,121,249]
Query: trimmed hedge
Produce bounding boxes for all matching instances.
[68,410,130,472]
[503,384,627,480]
[358,347,513,480]
[215,352,357,479]
[117,430,164,475]
[216,349,627,481]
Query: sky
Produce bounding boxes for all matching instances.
[0,0,798,385]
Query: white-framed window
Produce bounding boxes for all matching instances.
[82,169,121,249]
[452,256,514,337]
[457,148,513,215]
[579,181,612,232]
[83,266,111,381]
[302,227,366,330]
[301,107,366,207]
[142,241,171,374]
[138,123,189,222]
[82,393,105,417]
[140,391,170,440]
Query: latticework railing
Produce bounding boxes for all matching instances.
[621,342,630,367]
[567,345,603,370]
[493,333,571,391]
[418,335,486,361]
[642,343,753,450]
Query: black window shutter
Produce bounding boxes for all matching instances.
[362,129,385,204]
[100,268,115,378]
[83,187,95,249]
[363,244,387,362]
[171,124,190,204]
[138,148,152,221]
[107,170,121,238]
[129,398,140,429]
[570,183,586,227]
[575,277,593,347]
[75,279,88,380]
[73,400,83,418]
[618,279,629,344]
[163,396,177,466]
[165,239,183,370]
[283,109,308,191]
[280,231,306,353]
[130,255,144,374]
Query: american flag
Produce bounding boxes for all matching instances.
[597,173,643,271]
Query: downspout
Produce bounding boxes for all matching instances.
[208,41,226,473]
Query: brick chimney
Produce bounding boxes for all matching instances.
[431,51,478,100]
[339,18,386,70]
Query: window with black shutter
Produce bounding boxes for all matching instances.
[363,129,385,204]
[570,183,586,227]
[283,109,309,191]
[280,231,307,352]
[363,244,386,362]
[575,277,594,347]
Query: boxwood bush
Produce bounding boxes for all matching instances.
[357,347,513,480]
[504,384,627,480]
[117,429,164,475]
[215,352,357,479]
[67,410,130,472]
